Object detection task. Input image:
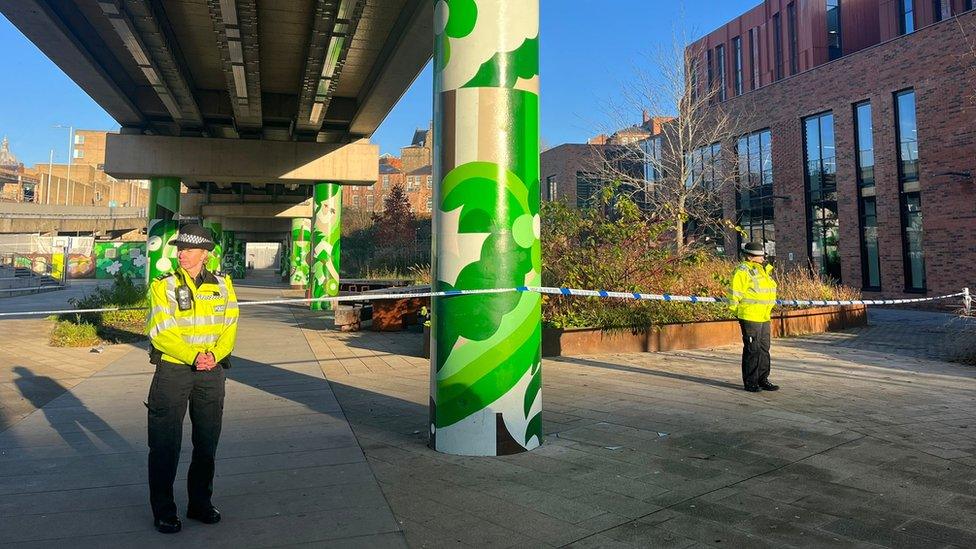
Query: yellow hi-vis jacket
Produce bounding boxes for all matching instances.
[147,267,239,366]
[728,261,778,322]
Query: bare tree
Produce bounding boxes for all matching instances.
[589,29,753,254]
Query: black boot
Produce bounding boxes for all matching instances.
[154,516,182,534]
[759,381,779,391]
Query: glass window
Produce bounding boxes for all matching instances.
[900,0,915,34]
[827,0,842,60]
[932,0,943,22]
[73,149,84,159]
[894,89,925,291]
[706,49,714,97]
[426,197,432,212]
[642,137,663,192]
[716,45,727,101]
[366,194,374,210]
[788,2,799,75]
[736,129,775,256]
[860,196,882,289]
[748,28,759,90]
[803,112,841,280]
[854,102,875,187]
[546,174,558,201]
[773,13,784,81]
[902,192,926,290]
[426,176,432,188]
[74,134,85,145]
[382,174,390,189]
[352,194,360,208]
[732,37,743,96]
[576,172,601,208]
[895,90,918,184]
[967,0,973,11]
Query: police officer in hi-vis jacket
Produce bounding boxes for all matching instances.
[728,242,779,393]
[146,223,238,533]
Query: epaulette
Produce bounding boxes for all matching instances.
[214,270,227,278]
[155,272,176,281]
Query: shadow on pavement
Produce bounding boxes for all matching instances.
[12,366,133,454]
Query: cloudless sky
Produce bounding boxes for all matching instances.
[0,1,757,165]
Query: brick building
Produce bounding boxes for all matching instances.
[343,127,435,217]
[541,115,672,210]
[681,1,976,298]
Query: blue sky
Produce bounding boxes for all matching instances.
[0,1,756,165]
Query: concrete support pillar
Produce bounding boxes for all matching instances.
[290,218,311,289]
[280,238,290,281]
[429,0,542,456]
[223,231,236,276]
[236,239,246,279]
[310,182,342,310]
[146,176,181,282]
[204,218,223,272]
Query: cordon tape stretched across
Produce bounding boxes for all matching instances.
[0,286,968,318]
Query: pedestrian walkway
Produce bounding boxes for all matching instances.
[0,280,404,547]
[3,278,976,547]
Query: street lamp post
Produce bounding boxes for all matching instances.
[46,149,54,205]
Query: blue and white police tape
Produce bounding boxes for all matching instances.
[0,286,967,318]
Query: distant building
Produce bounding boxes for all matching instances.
[343,127,435,216]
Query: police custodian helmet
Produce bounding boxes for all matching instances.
[172,223,216,251]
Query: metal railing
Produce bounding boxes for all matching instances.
[0,252,67,294]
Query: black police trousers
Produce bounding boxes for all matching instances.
[147,361,225,520]
[739,320,771,389]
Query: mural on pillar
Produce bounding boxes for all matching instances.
[146,178,181,281]
[290,219,311,287]
[204,221,223,272]
[431,0,542,455]
[222,232,236,277]
[310,183,342,310]
[95,242,148,279]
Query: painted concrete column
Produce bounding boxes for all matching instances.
[204,219,223,272]
[430,0,542,455]
[223,231,236,276]
[236,239,246,279]
[280,239,290,280]
[290,218,311,289]
[146,176,181,282]
[310,182,342,310]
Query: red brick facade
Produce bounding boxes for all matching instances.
[709,11,976,298]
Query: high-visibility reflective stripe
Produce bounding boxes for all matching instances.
[185,334,220,345]
[148,316,178,338]
[176,315,221,327]
[752,287,777,294]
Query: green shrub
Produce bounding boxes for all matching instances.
[51,273,149,346]
[541,185,860,330]
[50,319,101,347]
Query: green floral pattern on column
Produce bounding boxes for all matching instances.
[290,218,311,288]
[204,220,223,272]
[146,177,180,282]
[310,182,342,310]
[431,0,541,456]
[223,231,235,276]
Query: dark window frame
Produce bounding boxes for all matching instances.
[853,101,881,290]
[716,44,727,101]
[899,0,915,35]
[787,2,799,75]
[773,13,784,81]
[802,111,841,281]
[827,0,843,60]
[736,129,775,256]
[748,28,759,90]
[732,36,743,96]
[893,88,925,291]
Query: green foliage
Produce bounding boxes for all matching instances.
[343,203,431,277]
[541,187,860,329]
[50,319,100,347]
[51,273,148,346]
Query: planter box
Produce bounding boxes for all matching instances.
[541,305,867,357]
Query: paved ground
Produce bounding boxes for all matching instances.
[0,279,134,433]
[2,273,976,547]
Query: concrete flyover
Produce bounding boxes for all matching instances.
[0,203,146,235]
[2,0,546,458]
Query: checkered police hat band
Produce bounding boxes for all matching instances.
[176,233,212,245]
